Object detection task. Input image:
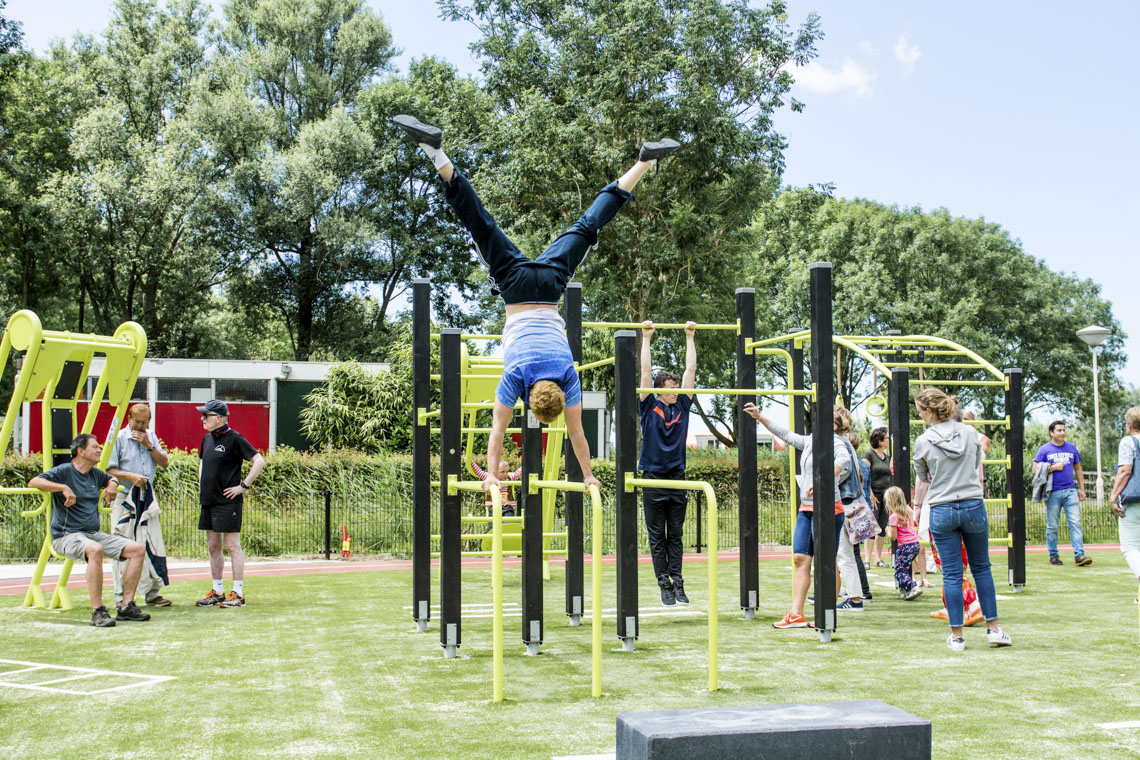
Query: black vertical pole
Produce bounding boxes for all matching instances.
[1005,368,1026,591]
[889,368,912,496]
[614,330,639,651]
[809,262,836,640]
[439,328,462,657]
[412,279,431,632]
[563,283,585,624]
[521,404,544,653]
[323,489,332,560]
[736,288,758,619]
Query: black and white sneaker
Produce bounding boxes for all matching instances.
[672,578,689,604]
[116,601,151,622]
[659,582,676,607]
[639,138,681,162]
[392,114,442,149]
[91,606,116,627]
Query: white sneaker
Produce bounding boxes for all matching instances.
[946,635,966,652]
[987,628,1012,647]
[903,586,924,601]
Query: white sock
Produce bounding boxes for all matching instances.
[213,580,224,595]
[233,580,244,595]
[419,143,451,171]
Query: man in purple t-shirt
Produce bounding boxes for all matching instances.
[1034,420,1090,566]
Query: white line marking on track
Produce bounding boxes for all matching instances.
[0,659,175,695]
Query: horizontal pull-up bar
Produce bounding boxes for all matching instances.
[882,362,991,370]
[575,357,615,372]
[636,387,816,398]
[431,427,567,435]
[431,333,503,341]
[984,498,1012,505]
[583,321,738,331]
[913,379,1008,387]
[867,349,969,357]
[528,479,599,495]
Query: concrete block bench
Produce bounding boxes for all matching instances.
[616,700,931,760]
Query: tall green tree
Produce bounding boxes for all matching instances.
[207,0,397,360]
[39,0,239,355]
[749,189,1126,432]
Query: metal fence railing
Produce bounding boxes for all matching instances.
[1,485,1126,562]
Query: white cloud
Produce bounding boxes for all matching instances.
[894,35,921,69]
[792,60,877,98]
[859,41,876,55]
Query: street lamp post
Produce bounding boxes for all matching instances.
[1077,325,1112,502]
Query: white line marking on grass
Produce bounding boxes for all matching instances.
[0,659,175,695]
[1095,721,1140,729]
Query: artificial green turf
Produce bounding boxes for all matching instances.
[1,553,1138,759]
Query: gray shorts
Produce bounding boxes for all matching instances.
[52,531,132,562]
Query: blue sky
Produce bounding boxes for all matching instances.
[9,1,1139,388]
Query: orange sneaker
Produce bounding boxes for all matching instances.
[772,611,809,629]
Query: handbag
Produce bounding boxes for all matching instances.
[839,438,879,542]
[1119,436,1140,505]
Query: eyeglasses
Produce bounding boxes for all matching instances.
[201,413,220,419]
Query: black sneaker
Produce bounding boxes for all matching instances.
[639,138,681,162]
[392,114,442,149]
[1049,556,1063,565]
[91,606,116,627]
[196,590,225,607]
[116,601,152,622]
[659,581,676,607]
[672,578,690,604]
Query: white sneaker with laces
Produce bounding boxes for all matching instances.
[946,635,966,652]
[987,628,1012,647]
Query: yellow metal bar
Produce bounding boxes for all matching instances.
[746,330,810,349]
[635,387,815,397]
[575,356,615,372]
[880,362,990,370]
[750,348,798,533]
[912,379,1008,387]
[624,475,718,691]
[458,516,524,523]
[984,498,1012,506]
[430,333,503,341]
[983,457,1012,468]
[831,336,892,376]
[867,348,969,356]
[587,484,603,698]
[583,321,738,331]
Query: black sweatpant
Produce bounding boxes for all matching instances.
[642,468,687,583]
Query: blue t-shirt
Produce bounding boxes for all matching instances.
[496,312,581,410]
[638,393,693,473]
[38,463,112,538]
[1034,441,1081,491]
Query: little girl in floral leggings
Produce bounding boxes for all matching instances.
[886,487,924,601]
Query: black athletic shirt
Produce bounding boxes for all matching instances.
[199,427,258,506]
[865,448,892,495]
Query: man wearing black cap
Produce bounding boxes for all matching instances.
[194,400,266,608]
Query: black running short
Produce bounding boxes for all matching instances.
[198,503,242,533]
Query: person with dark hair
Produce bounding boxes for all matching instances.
[393,114,680,500]
[28,434,151,627]
[913,388,1011,651]
[639,320,697,605]
[195,400,266,609]
[1034,420,1090,566]
[863,426,892,567]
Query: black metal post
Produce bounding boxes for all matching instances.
[323,489,332,560]
[412,278,431,632]
[563,282,585,625]
[439,328,462,657]
[889,368,912,496]
[809,262,837,640]
[736,288,758,618]
[614,330,639,650]
[1005,368,1026,591]
[521,404,544,654]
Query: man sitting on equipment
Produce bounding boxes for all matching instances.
[28,434,152,627]
[394,114,681,494]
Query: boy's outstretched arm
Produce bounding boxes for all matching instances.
[564,403,601,491]
[484,401,514,494]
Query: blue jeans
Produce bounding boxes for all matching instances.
[792,509,845,558]
[929,498,999,627]
[1045,488,1085,559]
[443,169,632,304]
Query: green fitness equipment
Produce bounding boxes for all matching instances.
[0,310,146,609]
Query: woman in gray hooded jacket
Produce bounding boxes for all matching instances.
[913,388,1012,652]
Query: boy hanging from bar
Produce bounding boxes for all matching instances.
[394,115,681,495]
